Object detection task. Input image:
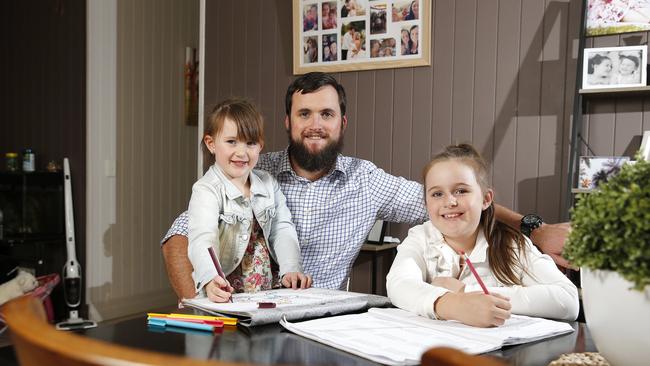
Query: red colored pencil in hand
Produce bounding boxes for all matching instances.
[460,250,490,295]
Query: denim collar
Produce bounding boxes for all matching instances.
[210,165,270,200]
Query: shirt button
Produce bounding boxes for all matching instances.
[241,234,249,241]
[305,208,311,215]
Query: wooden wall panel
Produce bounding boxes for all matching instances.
[515,0,543,214]
[393,69,413,179]
[87,0,198,320]
[473,0,499,179]
[356,73,376,162]
[493,0,521,209]
[202,0,649,228]
[451,0,476,143]
[431,0,454,153]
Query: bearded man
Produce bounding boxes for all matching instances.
[161,72,571,297]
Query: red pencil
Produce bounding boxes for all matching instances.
[207,247,233,302]
[460,250,490,295]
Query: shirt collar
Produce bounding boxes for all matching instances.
[424,221,489,263]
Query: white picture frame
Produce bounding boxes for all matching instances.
[640,130,650,161]
[582,45,647,90]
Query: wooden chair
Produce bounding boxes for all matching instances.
[2,296,248,366]
[421,347,506,366]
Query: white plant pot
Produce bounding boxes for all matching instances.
[581,268,650,366]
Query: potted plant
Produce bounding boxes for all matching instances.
[564,157,650,366]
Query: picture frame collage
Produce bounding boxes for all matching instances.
[293,0,431,74]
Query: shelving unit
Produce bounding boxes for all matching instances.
[571,188,594,194]
[565,0,650,219]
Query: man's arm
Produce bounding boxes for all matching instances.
[493,204,572,268]
[161,235,196,300]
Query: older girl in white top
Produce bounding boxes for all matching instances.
[386,144,578,327]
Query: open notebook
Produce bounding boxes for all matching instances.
[182,288,391,327]
[280,307,574,366]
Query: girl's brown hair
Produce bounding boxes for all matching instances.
[422,143,528,286]
[203,98,265,165]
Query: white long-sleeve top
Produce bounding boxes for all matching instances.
[386,221,579,321]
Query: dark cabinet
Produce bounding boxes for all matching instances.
[0,171,66,320]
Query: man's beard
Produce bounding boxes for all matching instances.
[288,132,344,173]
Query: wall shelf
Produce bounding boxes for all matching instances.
[579,86,650,98]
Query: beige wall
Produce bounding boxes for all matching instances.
[87,0,199,320]
[204,0,623,239]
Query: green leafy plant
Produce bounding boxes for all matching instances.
[564,157,650,291]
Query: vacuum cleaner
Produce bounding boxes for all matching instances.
[55,158,97,330]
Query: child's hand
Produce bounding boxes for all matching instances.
[206,275,234,303]
[281,272,312,289]
[431,276,466,293]
[434,291,511,328]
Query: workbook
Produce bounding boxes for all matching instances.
[280,307,574,366]
[182,288,391,327]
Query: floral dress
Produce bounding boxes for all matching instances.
[227,218,281,293]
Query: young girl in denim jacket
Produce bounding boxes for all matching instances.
[188,99,311,302]
[387,144,578,327]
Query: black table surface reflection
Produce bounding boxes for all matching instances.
[80,307,596,366]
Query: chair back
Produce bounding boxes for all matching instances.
[421,347,506,366]
[2,296,247,366]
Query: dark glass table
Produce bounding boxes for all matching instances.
[78,307,596,366]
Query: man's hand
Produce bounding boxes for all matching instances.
[282,272,312,289]
[431,276,466,293]
[206,275,234,303]
[530,222,574,269]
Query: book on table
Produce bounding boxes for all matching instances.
[280,307,575,366]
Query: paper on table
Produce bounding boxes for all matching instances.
[368,307,574,346]
[281,308,574,366]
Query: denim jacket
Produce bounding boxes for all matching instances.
[188,165,302,293]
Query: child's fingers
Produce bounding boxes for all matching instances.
[206,278,232,303]
[212,275,230,288]
[207,288,231,303]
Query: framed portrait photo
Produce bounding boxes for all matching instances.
[582,45,647,90]
[292,0,431,74]
[578,156,630,189]
[586,0,650,36]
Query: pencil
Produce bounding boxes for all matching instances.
[460,250,490,295]
[207,247,233,302]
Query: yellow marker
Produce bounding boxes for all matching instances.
[147,312,237,325]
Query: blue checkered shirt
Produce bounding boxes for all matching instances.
[163,149,427,289]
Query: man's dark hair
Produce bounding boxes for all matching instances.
[285,72,347,116]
